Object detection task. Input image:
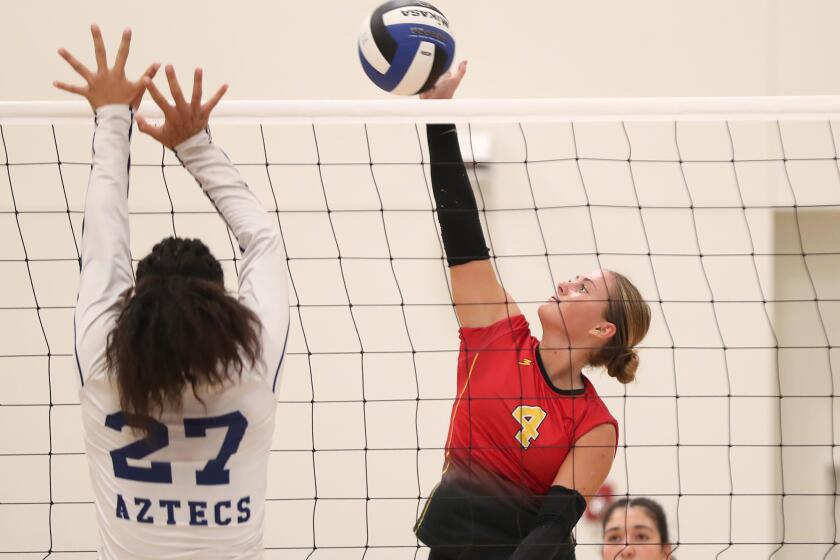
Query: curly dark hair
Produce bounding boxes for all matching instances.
[106,237,261,432]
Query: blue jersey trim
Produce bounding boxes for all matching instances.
[75,107,134,387]
[272,319,291,392]
[73,316,84,386]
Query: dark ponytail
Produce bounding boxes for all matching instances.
[105,237,261,432]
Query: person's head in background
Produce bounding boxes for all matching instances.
[602,497,673,560]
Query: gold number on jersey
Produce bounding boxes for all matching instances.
[512,405,547,449]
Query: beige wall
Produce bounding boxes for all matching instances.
[2,0,840,102]
[1,2,839,558]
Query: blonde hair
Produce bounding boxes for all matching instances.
[589,271,651,384]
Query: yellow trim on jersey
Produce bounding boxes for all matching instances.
[415,480,442,532]
[417,353,480,534]
[441,352,480,475]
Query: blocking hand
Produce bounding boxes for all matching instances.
[136,65,228,150]
[54,25,158,112]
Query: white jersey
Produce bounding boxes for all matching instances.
[75,105,289,560]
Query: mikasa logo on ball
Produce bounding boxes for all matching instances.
[382,3,451,31]
[399,9,450,27]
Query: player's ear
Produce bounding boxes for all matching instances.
[589,322,616,339]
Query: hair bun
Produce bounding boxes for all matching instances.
[607,349,638,384]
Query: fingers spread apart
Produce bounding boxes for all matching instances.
[201,82,228,118]
[135,116,163,142]
[52,80,87,96]
[113,28,132,74]
[143,75,174,115]
[90,24,108,72]
[57,48,94,83]
[165,65,190,113]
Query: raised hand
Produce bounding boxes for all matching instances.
[136,65,228,150]
[54,25,159,111]
[419,60,467,100]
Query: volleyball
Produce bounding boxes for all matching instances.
[358,1,455,95]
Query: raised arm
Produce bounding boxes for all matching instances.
[137,67,289,383]
[54,25,158,380]
[422,62,521,328]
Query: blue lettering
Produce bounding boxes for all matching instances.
[114,494,252,526]
[106,413,172,484]
[115,493,129,520]
[106,411,249,487]
[159,499,181,525]
[189,501,208,526]
[214,500,232,526]
[134,497,154,524]
[184,412,248,486]
[236,496,251,523]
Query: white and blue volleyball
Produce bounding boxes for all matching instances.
[358,1,455,95]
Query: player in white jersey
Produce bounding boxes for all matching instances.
[54,25,289,559]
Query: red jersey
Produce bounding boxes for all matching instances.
[444,315,618,496]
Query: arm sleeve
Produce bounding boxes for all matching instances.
[174,130,290,390]
[74,104,135,383]
[508,486,586,560]
[508,522,576,560]
[427,124,490,266]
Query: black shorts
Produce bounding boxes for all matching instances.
[414,466,575,560]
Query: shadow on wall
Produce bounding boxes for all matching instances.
[772,207,839,553]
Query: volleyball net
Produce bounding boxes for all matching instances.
[0,97,838,559]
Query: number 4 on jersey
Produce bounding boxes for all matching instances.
[512,405,547,449]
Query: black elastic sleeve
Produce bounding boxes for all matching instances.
[427,123,490,267]
[508,485,587,560]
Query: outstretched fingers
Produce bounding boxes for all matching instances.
[90,24,108,72]
[141,62,161,82]
[201,83,228,118]
[52,81,87,96]
[130,62,160,109]
[165,65,189,113]
[57,48,94,83]
[453,60,467,82]
[144,76,174,115]
[135,65,166,139]
[135,116,164,142]
[192,68,227,117]
[113,28,132,74]
[191,68,203,110]
[445,60,467,92]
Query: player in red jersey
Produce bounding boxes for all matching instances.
[413,62,652,560]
